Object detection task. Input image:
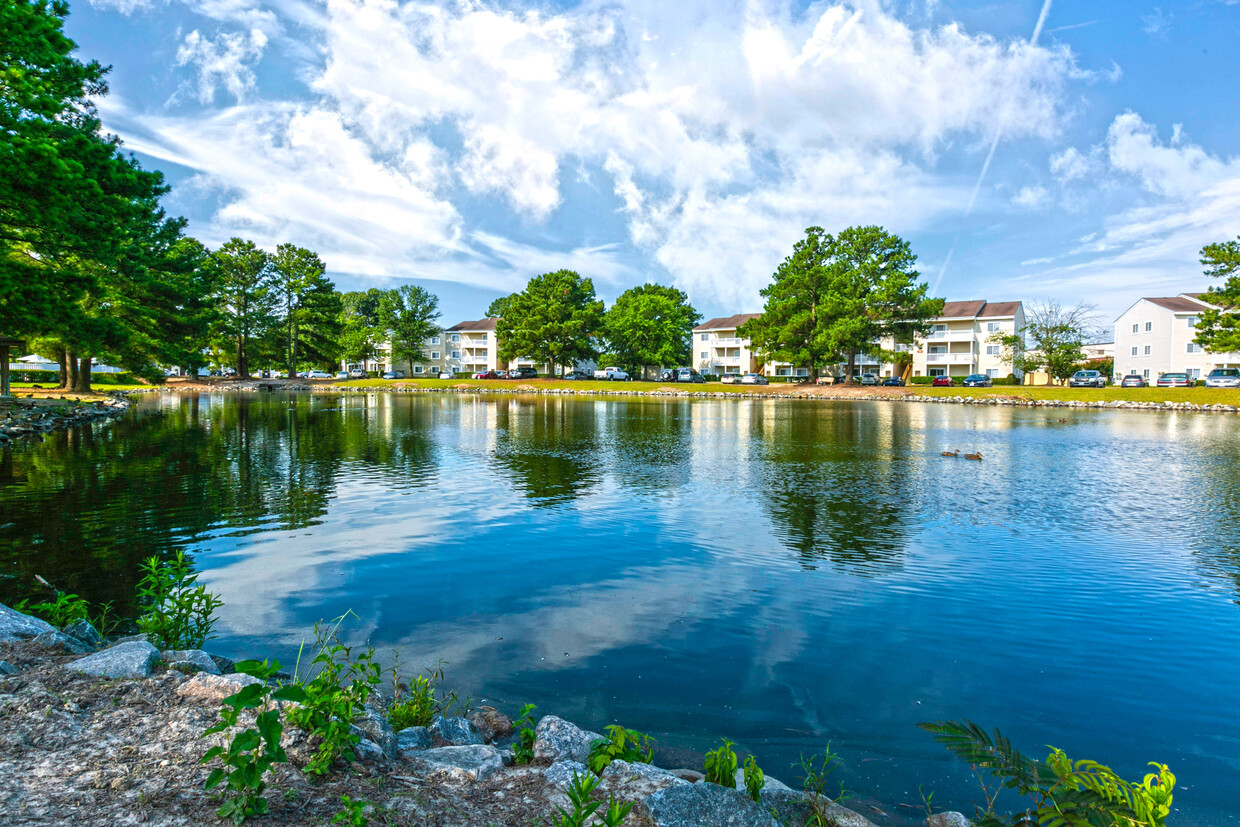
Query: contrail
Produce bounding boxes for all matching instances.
[934,0,1054,293]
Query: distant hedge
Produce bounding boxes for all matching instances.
[10,369,135,384]
[910,376,935,385]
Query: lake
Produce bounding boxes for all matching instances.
[2,391,1238,823]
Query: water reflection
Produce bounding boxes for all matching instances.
[1,393,1240,826]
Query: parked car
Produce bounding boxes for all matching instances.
[594,366,631,381]
[473,370,501,379]
[740,373,768,385]
[511,366,538,380]
[676,367,705,383]
[336,371,349,379]
[561,370,591,380]
[382,370,406,380]
[1156,372,1195,388]
[437,370,453,379]
[858,373,879,386]
[493,370,510,379]
[306,370,331,379]
[931,376,953,387]
[1204,367,1240,388]
[720,373,742,384]
[221,367,236,377]
[348,368,368,379]
[882,376,905,387]
[963,374,993,388]
[1069,369,1107,388]
[658,368,677,382]
[1120,374,1147,388]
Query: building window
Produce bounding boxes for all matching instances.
[431,351,439,359]
[414,366,423,374]
[986,368,999,377]
[1131,347,1138,356]
[450,334,460,342]
[928,345,947,354]
[1144,345,1151,355]
[1188,368,1201,379]
[986,345,1000,355]
[776,367,790,376]
[451,350,460,359]
[1186,316,1198,328]
[1145,322,1152,332]
[929,368,945,377]
[430,336,440,344]
[1143,369,1149,378]
[796,368,808,376]
[987,322,1000,332]
[478,334,487,342]
[1187,342,1201,353]
[701,333,708,341]
[700,352,707,359]
[1132,323,1138,333]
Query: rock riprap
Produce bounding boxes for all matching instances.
[645,782,782,827]
[468,705,513,741]
[66,640,160,679]
[429,715,484,746]
[353,704,398,758]
[533,714,602,764]
[0,602,55,640]
[62,620,104,649]
[161,649,222,675]
[175,672,262,702]
[404,744,504,783]
[396,725,432,753]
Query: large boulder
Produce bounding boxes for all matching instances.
[66,641,160,679]
[645,782,782,827]
[404,744,504,783]
[354,704,397,759]
[601,759,687,803]
[429,715,484,746]
[162,649,222,675]
[733,768,791,792]
[62,620,104,649]
[32,629,94,655]
[0,660,17,675]
[533,715,602,764]
[760,788,880,827]
[929,813,973,827]
[396,726,432,753]
[0,603,55,640]
[176,672,263,702]
[543,760,590,791]
[468,706,513,741]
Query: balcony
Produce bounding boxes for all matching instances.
[927,330,977,343]
[926,353,976,364]
[713,357,742,366]
[711,337,743,346]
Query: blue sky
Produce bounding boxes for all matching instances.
[69,0,1240,328]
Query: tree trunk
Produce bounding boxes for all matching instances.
[69,354,91,393]
[846,353,857,381]
[236,335,247,379]
[66,351,79,391]
[57,348,70,389]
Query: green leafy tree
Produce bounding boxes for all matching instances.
[992,300,1095,385]
[271,244,340,374]
[207,239,276,378]
[490,270,604,373]
[604,284,700,378]
[742,226,941,381]
[339,288,385,367]
[379,285,440,376]
[1194,236,1240,353]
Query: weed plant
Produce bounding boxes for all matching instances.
[200,659,307,824]
[16,589,120,636]
[332,795,370,826]
[136,552,223,649]
[794,743,849,826]
[550,772,633,827]
[388,656,467,731]
[704,738,738,787]
[743,754,765,802]
[511,703,537,765]
[587,724,655,775]
[920,720,1175,827]
[288,615,383,775]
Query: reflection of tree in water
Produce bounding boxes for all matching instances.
[1186,437,1240,604]
[0,393,438,612]
[757,405,913,576]
[605,400,694,494]
[491,397,601,506]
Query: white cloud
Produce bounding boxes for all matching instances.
[1141,8,1171,36]
[1049,146,1100,182]
[1012,186,1048,208]
[1105,112,1239,199]
[89,0,167,13]
[175,28,269,104]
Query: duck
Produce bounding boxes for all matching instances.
[964,451,983,461]
[940,449,959,457]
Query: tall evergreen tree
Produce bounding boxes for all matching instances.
[271,244,339,375]
[207,239,275,378]
[379,285,441,376]
[1195,236,1240,354]
[339,288,385,367]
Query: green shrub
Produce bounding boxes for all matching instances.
[795,743,849,826]
[511,703,537,765]
[704,738,737,787]
[743,754,764,802]
[332,795,369,827]
[201,659,307,825]
[16,591,90,627]
[919,720,1174,827]
[288,616,383,775]
[136,552,223,649]
[910,376,935,385]
[550,772,633,827]
[388,658,466,731]
[587,724,655,775]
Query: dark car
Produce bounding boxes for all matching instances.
[1120,374,1147,388]
[676,367,705,383]
[1069,369,1107,388]
[963,374,992,387]
[658,368,677,382]
[931,376,953,387]
[1156,372,1195,388]
[882,376,905,387]
[562,370,591,380]
[511,366,538,380]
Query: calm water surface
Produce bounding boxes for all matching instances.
[2,392,1239,823]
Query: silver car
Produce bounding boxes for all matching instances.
[1204,368,1240,388]
[740,373,769,385]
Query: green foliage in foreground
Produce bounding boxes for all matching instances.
[587,724,655,775]
[388,659,467,732]
[288,616,383,775]
[201,659,307,824]
[136,551,223,649]
[550,771,633,827]
[511,703,538,765]
[795,744,849,826]
[743,754,765,803]
[920,720,1174,827]
[703,738,738,787]
[331,795,370,827]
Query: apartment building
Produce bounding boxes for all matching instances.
[345,331,448,376]
[1113,293,1240,381]
[693,314,886,378]
[910,300,1025,380]
[444,319,499,374]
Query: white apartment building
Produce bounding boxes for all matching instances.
[1113,293,1240,381]
[345,333,448,376]
[910,300,1025,380]
[445,318,499,374]
[693,314,763,376]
